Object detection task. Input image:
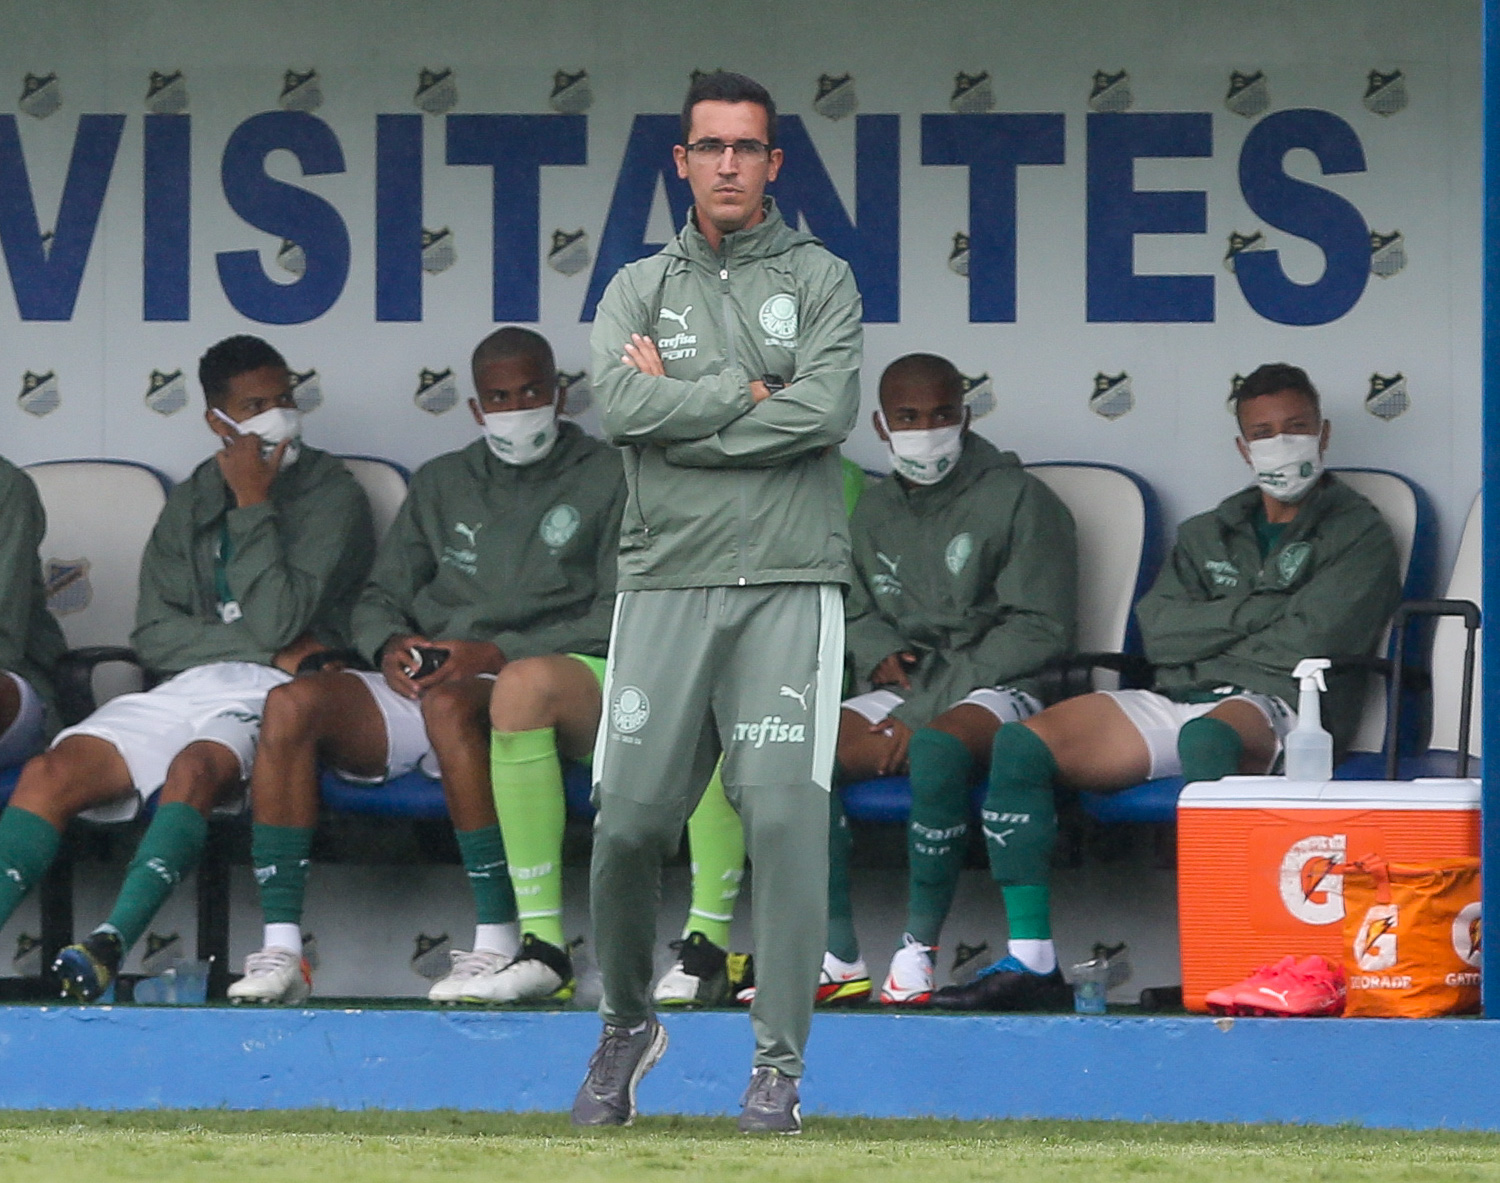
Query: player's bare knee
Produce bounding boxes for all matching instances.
[420,680,484,739]
[260,676,326,747]
[161,745,236,813]
[13,748,106,817]
[489,657,559,730]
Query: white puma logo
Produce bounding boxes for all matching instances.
[1256,987,1290,1006]
[454,522,481,546]
[779,683,811,711]
[983,826,1015,847]
[877,552,900,575]
[658,305,692,332]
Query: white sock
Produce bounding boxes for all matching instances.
[473,922,520,957]
[1008,938,1056,974]
[265,923,302,955]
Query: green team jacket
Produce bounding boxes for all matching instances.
[352,426,625,664]
[0,457,67,723]
[1137,476,1402,754]
[845,435,1078,727]
[591,197,863,591]
[132,446,375,677]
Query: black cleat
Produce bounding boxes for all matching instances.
[928,955,1071,1012]
[52,930,124,1003]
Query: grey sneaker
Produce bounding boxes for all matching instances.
[570,1017,668,1127]
[737,1066,802,1134]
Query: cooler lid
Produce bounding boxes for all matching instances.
[1179,776,1481,809]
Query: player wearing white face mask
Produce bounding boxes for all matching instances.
[835,354,1077,1008]
[10,335,374,1003]
[931,362,1401,1013]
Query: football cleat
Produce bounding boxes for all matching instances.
[571,1017,668,1127]
[455,933,574,1004]
[816,952,871,1005]
[879,934,936,1006]
[1234,955,1346,1017]
[53,930,123,1003]
[928,955,1071,1012]
[654,931,730,1007]
[1205,956,1297,1016]
[226,946,312,1004]
[426,948,510,1003]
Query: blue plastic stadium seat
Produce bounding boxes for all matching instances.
[840,776,913,824]
[1078,777,1184,824]
[319,761,596,821]
[0,765,18,807]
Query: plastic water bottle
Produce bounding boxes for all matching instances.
[1284,657,1334,782]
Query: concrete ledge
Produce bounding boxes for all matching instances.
[0,1006,1492,1128]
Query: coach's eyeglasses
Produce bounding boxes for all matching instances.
[684,138,772,161]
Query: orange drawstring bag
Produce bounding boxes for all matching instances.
[1333,855,1481,1018]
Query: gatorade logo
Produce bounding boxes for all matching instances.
[1354,904,1399,971]
[1278,834,1346,925]
[1453,901,1483,967]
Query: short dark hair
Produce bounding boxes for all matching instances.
[681,71,777,149]
[1231,362,1320,424]
[879,353,964,407]
[471,325,555,376]
[198,335,287,408]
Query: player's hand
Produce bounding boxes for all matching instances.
[415,638,506,692]
[381,633,432,700]
[272,633,326,675]
[217,431,286,508]
[622,333,665,376]
[870,716,914,776]
[749,380,772,403]
[871,651,916,691]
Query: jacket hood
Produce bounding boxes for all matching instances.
[663,197,821,266]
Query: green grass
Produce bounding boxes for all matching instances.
[0,1112,1497,1182]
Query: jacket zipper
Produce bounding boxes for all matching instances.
[719,252,750,585]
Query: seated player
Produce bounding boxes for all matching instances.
[229,326,624,1005]
[933,362,1402,1010]
[0,455,66,773]
[3,335,374,1000]
[649,457,866,1008]
[828,354,1075,1007]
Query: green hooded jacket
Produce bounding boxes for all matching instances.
[845,435,1078,727]
[0,457,67,725]
[132,446,375,677]
[352,425,625,664]
[591,197,863,591]
[1137,475,1402,754]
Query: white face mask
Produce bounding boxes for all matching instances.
[878,411,964,486]
[215,406,302,466]
[1245,431,1323,503]
[483,404,558,466]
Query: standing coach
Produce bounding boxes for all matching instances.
[573,70,862,1134]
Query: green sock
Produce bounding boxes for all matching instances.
[983,722,1059,887]
[1001,884,1053,940]
[252,823,314,926]
[104,802,208,952]
[0,807,60,927]
[490,727,565,948]
[683,762,743,948]
[905,728,974,947]
[826,787,859,963]
[455,825,517,926]
[1178,716,1245,782]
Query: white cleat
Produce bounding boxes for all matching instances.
[453,934,574,1004]
[427,948,511,1004]
[880,933,936,1006]
[227,946,312,1004]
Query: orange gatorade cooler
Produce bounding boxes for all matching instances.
[1176,777,1480,1012]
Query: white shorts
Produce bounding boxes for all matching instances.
[1099,688,1295,780]
[842,685,1043,730]
[0,671,46,769]
[335,670,500,784]
[53,661,292,822]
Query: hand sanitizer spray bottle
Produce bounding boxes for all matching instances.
[1284,658,1333,781]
